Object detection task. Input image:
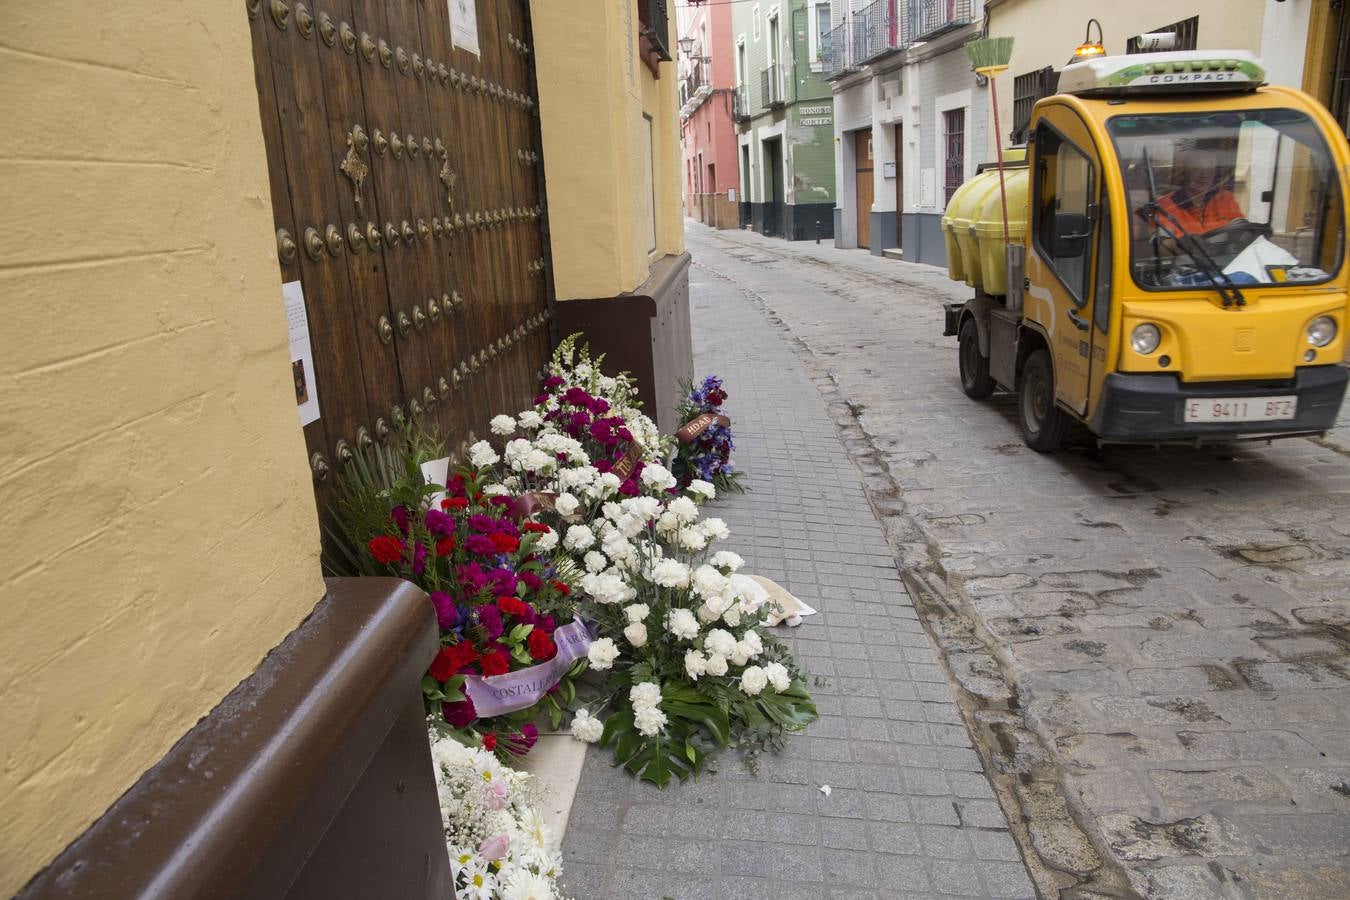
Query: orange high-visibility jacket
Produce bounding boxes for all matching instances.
[1152,188,1246,236]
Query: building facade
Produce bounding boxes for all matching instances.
[733,0,838,241]
[679,0,741,228]
[827,0,987,265]
[536,0,692,428]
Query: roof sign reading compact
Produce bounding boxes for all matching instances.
[1058,50,1265,97]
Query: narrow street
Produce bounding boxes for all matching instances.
[655,222,1348,898]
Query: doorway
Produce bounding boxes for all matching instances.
[740,143,752,227]
[894,125,904,253]
[763,137,784,237]
[854,128,873,249]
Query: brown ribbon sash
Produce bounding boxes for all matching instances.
[506,491,557,521]
[610,443,642,481]
[676,412,730,445]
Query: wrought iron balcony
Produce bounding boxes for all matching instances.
[733,85,751,122]
[912,0,975,41]
[825,0,977,79]
[638,0,672,62]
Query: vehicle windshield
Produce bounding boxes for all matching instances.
[1108,108,1343,291]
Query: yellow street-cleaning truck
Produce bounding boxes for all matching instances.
[942,50,1350,451]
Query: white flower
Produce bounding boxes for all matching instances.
[524,449,555,473]
[711,550,744,572]
[684,650,708,680]
[676,526,708,551]
[518,410,543,430]
[701,517,730,542]
[722,606,742,628]
[595,472,623,497]
[696,602,720,624]
[705,653,729,677]
[584,550,608,573]
[558,466,598,492]
[629,681,662,709]
[623,621,648,647]
[459,859,495,900]
[587,637,620,670]
[623,496,662,521]
[575,362,593,379]
[704,628,737,658]
[687,479,716,501]
[468,440,499,468]
[554,492,581,518]
[623,603,650,624]
[580,570,635,605]
[570,709,604,743]
[740,665,769,696]
[730,641,753,666]
[765,661,791,692]
[667,607,700,640]
[482,483,512,498]
[640,463,677,492]
[655,510,681,535]
[490,414,517,436]
[563,524,595,551]
[601,532,637,567]
[499,868,555,900]
[534,528,558,552]
[634,705,669,737]
[650,559,691,588]
[742,629,763,655]
[692,565,729,599]
[668,495,699,522]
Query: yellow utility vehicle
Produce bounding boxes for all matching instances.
[942,50,1349,451]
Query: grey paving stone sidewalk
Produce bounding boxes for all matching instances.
[558,250,1035,898]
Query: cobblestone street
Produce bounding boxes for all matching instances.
[559,233,1036,899]
[639,223,1350,899]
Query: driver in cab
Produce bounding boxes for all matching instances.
[1151,147,1246,238]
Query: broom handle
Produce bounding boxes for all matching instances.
[989,76,1011,246]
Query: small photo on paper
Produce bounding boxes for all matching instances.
[293,359,309,405]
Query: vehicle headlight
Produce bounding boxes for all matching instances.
[1307,315,1337,347]
[1131,323,1161,355]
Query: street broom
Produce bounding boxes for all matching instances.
[963,36,1015,246]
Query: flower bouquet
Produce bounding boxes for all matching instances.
[329,424,585,759]
[430,730,565,899]
[670,375,745,494]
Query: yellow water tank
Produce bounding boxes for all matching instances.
[941,150,1029,296]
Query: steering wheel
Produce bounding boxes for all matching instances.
[1195,219,1272,257]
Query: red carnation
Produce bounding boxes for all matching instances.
[482,733,497,751]
[527,628,556,662]
[429,642,477,681]
[480,647,511,676]
[522,522,551,534]
[489,533,520,553]
[551,580,571,596]
[435,536,456,557]
[368,535,405,565]
[497,595,529,618]
[442,497,469,511]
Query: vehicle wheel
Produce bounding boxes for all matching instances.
[1019,349,1068,452]
[958,318,995,399]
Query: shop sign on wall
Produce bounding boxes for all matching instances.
[798,104,832,127]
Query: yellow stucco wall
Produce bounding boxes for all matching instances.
[985,0,1269,156]
[533,0,685,300]
[0,3,325,892]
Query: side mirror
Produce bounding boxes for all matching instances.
[1053,212,1091,258]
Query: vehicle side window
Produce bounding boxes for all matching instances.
[1033,122,1095,305]
[1094,202,1112,333]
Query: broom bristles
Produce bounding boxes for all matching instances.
[964,36,1014,72]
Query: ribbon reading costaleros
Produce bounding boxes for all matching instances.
[461,618,593,718]
[676,412,730,445]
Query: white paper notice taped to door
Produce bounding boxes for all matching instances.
[448,0,480,56]
[282,280,321,427]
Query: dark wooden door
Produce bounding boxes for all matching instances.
[246,0,552,510]
[855,128,873,249]
[764,138,784,238]
[895,126,903,252]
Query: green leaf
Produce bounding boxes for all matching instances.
[664,700,731,746]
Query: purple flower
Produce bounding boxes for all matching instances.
[544,375,565,389]
[429,591,459,630]
[487,568,518,597]
[464,534,496,555]
[441,697,477,728]
[539,614,556,633]
[412,541,428,576]
[477,604,504,639]
[424,508,455,537]
[391,505,410,535]
[457,563,488,594]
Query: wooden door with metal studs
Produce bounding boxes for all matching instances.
[246,0,554,520]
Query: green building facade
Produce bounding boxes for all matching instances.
[732,0,837,240]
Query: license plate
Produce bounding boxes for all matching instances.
[1183,396,1298,423]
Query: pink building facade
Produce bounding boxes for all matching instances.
[679,0,740,229]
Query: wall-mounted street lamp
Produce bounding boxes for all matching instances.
[677,35,696,57]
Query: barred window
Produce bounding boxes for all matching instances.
[1127,16,1199,53]
[1011,67,1059,145]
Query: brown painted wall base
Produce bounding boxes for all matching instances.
[555,252,693,433]
[18,577,451,900]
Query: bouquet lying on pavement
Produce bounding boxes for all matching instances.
[670,375,745,495]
